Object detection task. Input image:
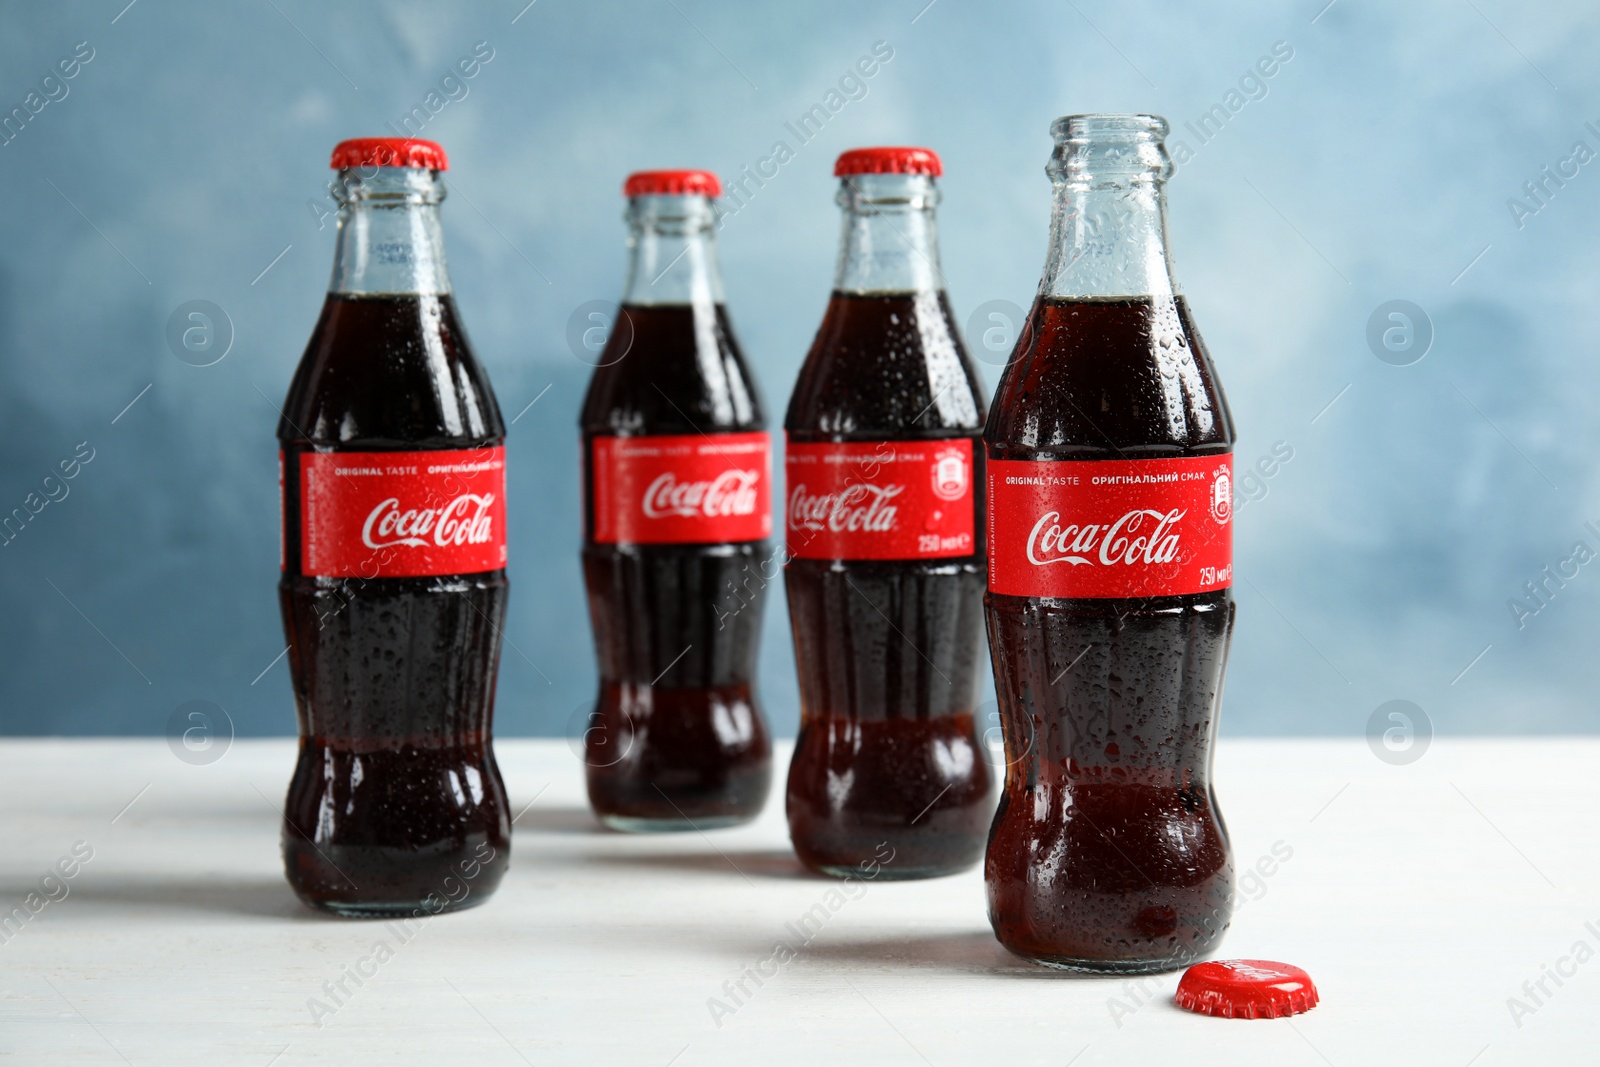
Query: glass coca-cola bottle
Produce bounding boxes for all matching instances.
[278,138,510,916]
[985,115,1237,971]
[784,147,992,878]
[579,170,773,831]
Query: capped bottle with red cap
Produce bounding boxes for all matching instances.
[985,115,1236,970]
[580,169,773,830]
[783,147,992,878]
[278,138,510,915]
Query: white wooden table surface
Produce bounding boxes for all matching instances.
[0,737,1591,1065]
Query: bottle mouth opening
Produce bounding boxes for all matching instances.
[837,172,939,211]
[1051,114,1170,143]
[336,167,445,206]
[626,192,716,204]
[1047,114,1173,184]
[626,194,719,232]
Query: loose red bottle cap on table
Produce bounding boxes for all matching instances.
[1175,960,1319,1019]
[330,137,449,171]
[834,146,943,177]
[623,170,723,198]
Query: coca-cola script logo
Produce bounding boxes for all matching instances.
[642,470,760,520]
[362,493,497,550]
[1025,508,1185,568]
[789,483,904,534]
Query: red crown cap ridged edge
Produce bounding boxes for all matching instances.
[330,137,449,171]
[834,146,943,177]
[623,170,723,198]
[1175,960,1320,1020]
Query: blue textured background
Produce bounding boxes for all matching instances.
[1,0,1596,737]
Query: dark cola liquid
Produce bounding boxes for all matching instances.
[279,294,509,915]
[785,292,993,878]
[985,295,1235,972]
[581,303,772,830]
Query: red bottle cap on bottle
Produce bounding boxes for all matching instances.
[834,146,943,177]
[623,170,723,198]
[330,137,449,171]
[1175,960,1319,1019]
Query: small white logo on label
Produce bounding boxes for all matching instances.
[932,447,970,502]
[1210,468,1232,525]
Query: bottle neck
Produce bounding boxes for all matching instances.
[834,173,943,294]
[329,167,452,296]
[1040,115,1177,299]
[621,194,724,306]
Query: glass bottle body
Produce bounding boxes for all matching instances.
[580,192,772,830]
[279,166,509,916]
[785,172,993,878]
[984,117,1236,970]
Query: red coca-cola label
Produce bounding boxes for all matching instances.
[590,432,771,544]
[988,454,1232,598]
[785,437,977,560]
[298,448,507,578]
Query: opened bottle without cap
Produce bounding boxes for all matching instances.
[984,115,1237,972]
[579,170,773,831]
[784,147,993,879]
[278,138,510,916]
